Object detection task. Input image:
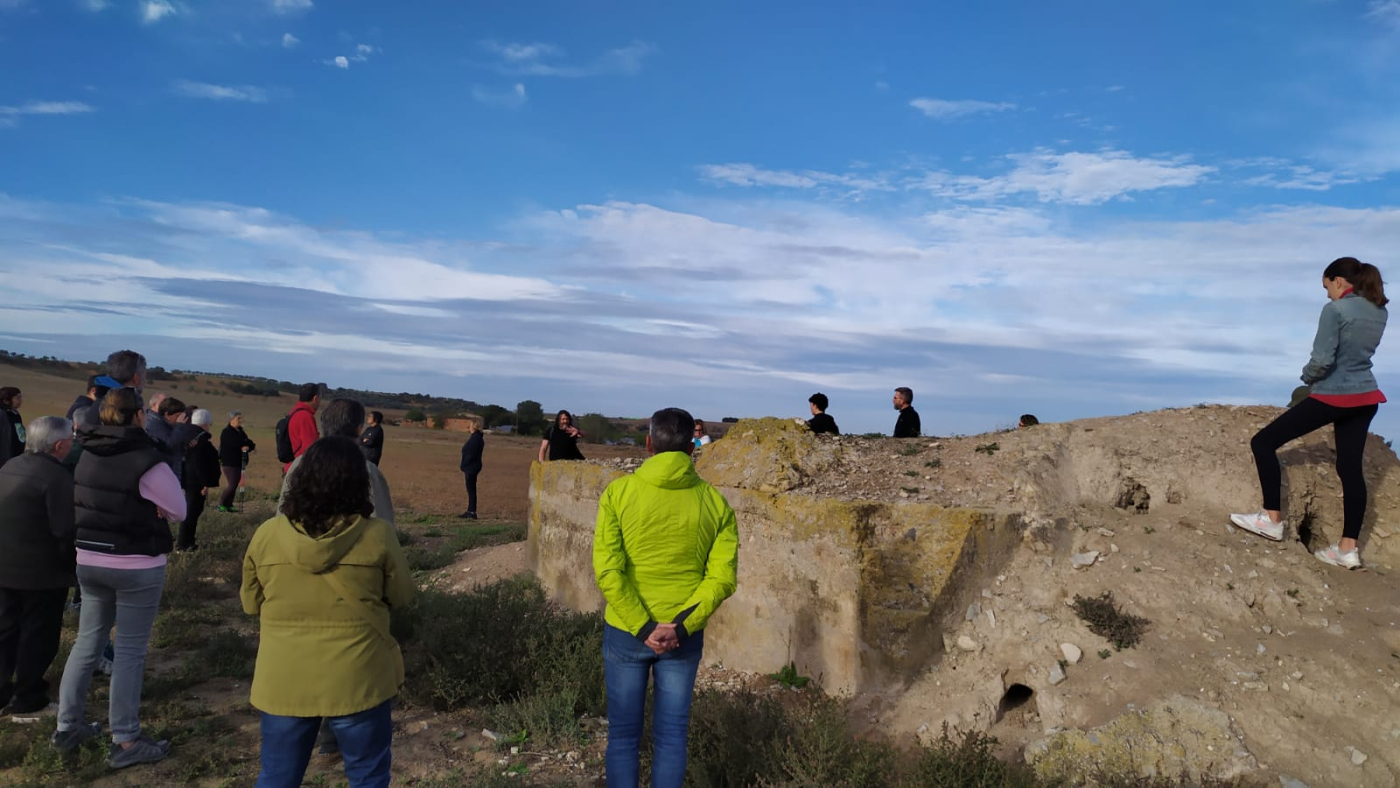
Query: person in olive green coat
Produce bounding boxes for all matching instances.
[241,436,413,788]
[592,407,738,788]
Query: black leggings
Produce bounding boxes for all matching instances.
[464,470,479,515]
[1250,398,1377,540]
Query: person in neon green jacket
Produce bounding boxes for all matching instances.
[593,407,737,788]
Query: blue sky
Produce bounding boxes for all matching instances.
[2,0,1400,437]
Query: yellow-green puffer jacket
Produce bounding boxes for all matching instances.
[241,514,414,717]
[592,451,738,640]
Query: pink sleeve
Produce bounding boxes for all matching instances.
[139,463,187,521]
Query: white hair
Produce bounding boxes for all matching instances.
[192,409,213,427]
[25,416,73,455]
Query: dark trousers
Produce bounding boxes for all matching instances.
[0,587,69,709]
[1251,397,1378,540]
[219,465,241,509]
[178,486,206,550]
[463,470,479,515]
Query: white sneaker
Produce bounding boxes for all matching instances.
[1314,544,1361,569]
[1229,510,1284,541]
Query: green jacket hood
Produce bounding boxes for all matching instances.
[633,451,701,490]
[278,514,372,573]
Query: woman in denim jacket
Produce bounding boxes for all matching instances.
[1231,257,1388,569]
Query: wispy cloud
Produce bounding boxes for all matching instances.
[909,97,1016,119]
[1232,158,1364,191]
[81,0,110,11]
[140,0,176,24]
[323,42,376,69]
[281,32,300,49]
[471,83,527,109]
[271,0,312,14]
[480,40,656,78]
[700,163,893,196]
[172,80,269,103]
[1366,0,1400,30]
[920,149,1214,205]
[0,101,95,128]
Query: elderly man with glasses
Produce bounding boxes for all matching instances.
[0,416,77,716]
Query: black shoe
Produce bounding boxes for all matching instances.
[460,511,477,520]
[2,696,51,715]
[52,722,102,754]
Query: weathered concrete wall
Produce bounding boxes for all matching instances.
[527,418,1024,694]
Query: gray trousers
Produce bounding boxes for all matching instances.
[57,564,165,743]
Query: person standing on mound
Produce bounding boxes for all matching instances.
[1230,257,1388,569]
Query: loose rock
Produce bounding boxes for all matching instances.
[1060,643,1083,664]
[956,635,981,652]
[1071,551,1100,569]
[1049,662,1067,685]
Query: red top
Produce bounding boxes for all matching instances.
[285,401,320,471]
[1308,288,1386,407]
[1311,391,1387,407]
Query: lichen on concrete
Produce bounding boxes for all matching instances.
[1026,696,1259,785]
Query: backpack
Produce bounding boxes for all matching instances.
[274,414,296,464]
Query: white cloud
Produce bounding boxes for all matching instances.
[81,0,110,11]
[281,32,300,48]
[140,0,175,24]
[700,163,893,195]
[921,149,1214,205]
[172,80,269,103]
[272,0,312,14]
[0,101,95,127]
[0,101,95,115]
[485,42,561,62]
[324,43,376,69]
[1366,0,1400,29]
[480,39,655,78]
[471,83,527,109]
[909,97,1016,119]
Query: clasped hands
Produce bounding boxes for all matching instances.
[644,623,680,655]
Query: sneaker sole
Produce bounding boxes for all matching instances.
[1229,514,1284,541]
[1315,554,1362,570]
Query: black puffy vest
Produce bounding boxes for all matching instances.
[74,425,173,557]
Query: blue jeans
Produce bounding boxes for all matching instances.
[604,624,704,788]
[255,698,393,788]
[57,564,165,743]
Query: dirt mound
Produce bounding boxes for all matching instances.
[433,541,531,592]
[755,405,1400,568]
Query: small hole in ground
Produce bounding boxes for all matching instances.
[1297,509,1315,549]
[995,683,1035,723]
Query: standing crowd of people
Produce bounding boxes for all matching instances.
[0,256,1388,787]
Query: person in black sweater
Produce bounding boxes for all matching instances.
[0,387,25,470]
[460,422,484,519]
[0,416,76,715]
[178,411,222,551]
[892,387,921,438]
[806,392,840,435]
[217,412,256,512]
[359,411,385,466]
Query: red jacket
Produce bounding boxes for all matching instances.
[285,402,319,472]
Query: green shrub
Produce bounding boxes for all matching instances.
[405,409,427,423]
[908,726,1042,787]
[400,578,603,711]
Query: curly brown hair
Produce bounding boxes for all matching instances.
[281,436,373,537]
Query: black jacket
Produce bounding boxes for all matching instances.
[360,424,384,466]
[894,407,921,439]
[183,432,221,491]
[461,431,484,473]
[74,425,173,557]
[0,408,24,469]
[66,395,95,422]
[807,413,840,435]
[219,425,256,467]
[0,452,76,589]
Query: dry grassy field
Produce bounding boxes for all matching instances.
[0,361,646,522]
